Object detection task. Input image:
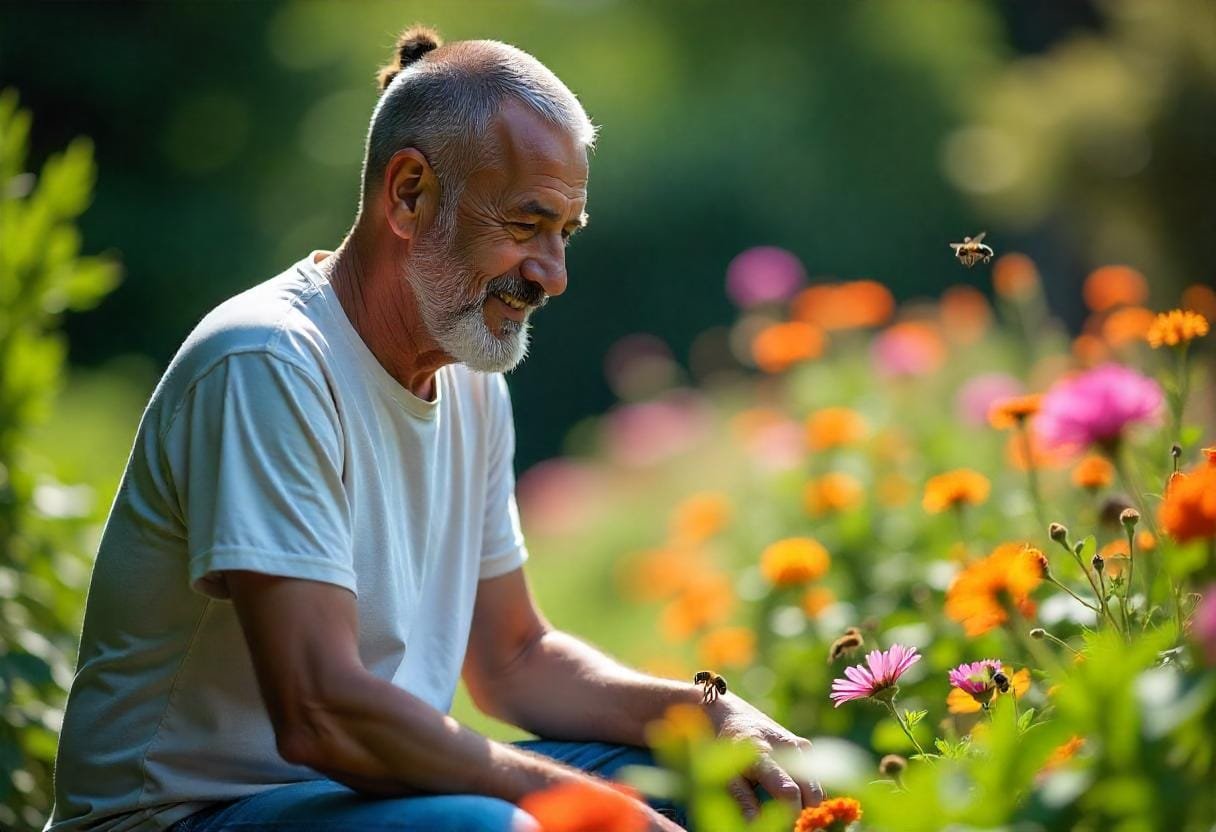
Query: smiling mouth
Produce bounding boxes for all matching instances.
[488,290,531,324]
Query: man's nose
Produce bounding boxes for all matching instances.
[520,238,568,299]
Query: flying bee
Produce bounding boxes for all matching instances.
[828,627,865,663]
[990,668,1011,695]
[694,670,728,704]
[949,231,994,268]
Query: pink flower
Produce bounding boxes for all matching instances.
[725,246,807,308]
[1036,364,1163,451]
[955,373,1024,427]
[1192,584,1216,668]
[830,645,921,707]
[948,659,1003,696]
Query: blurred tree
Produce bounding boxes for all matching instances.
[0,90,120,830]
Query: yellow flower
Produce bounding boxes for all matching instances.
[804,472,864,516]
[1146,309,1209,348]
[946,668,1031,714]
[987,394,1043,430]
[697,626,756,669]
[922,469,990,513]
[805,407,868,451]
[760,537,830,587]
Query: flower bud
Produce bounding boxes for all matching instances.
[1120,508,1140,530]
[1030,627,1046,640]
[1048,523,1068,544]
[1029,548,1051,578]
[879,754,907,776]
[1092,552,1105,574]
[1170,444,1182,459]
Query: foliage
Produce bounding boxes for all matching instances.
[0,90,120,831]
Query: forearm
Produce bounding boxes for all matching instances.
[282,667,587,801]
[483,628,706,746]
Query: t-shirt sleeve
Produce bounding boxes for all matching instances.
[163,351,355,600]
[478,374,529,580]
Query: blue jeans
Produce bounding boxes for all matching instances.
[169,740,688,831]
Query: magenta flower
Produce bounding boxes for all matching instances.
[725,246,807,308]
[948,659,1003,696]
[1192,584,1216,668]
[1036,363,1163,451]
[830,645,921,707]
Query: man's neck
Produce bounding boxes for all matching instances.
[322,230,452,402]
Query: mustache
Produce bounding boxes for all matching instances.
[485,275,549,310]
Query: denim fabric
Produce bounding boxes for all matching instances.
[168,740,687,831]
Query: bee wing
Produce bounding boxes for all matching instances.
[972,231,987,244]
[949,242,964,251]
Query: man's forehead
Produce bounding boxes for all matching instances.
[475,101,589,202]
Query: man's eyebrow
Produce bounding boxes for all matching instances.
[513,200,589,228]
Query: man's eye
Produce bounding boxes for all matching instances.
[510,222,537,233]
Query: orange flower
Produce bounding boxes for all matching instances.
[804,472,864,516]
[1072,333,1110,366]
[1182,284,1216,321]
[621,546,702,602]
[751,321,826,373]
[922,469,991,513]
[697,626,756,669]
[645,702,714,750]
[987,394,1043,430]
[794,797,863,832]
[802,586,837,618]
[945,543,1044,636]
[1083,265,1148,312]
[520,781,647,832]
[877,472,914,507]
[668,491,732,546]
[1205,447,1216,466]
[1146,309,1209,348]
[1099,539,1132,579]
[946,668,1031,714]
[1100,306,1156,347]
[1040,735,1085,774]
[660,572,735,641]
[1071,454,1114,490]
[1158,465,1216,543]
[791,280,895,331]
[760,537,831,587]
[939,285,992,345]
[805,407,868,451]
[992,253,1040,300]
[1004,428,1067,472]
[1136,530,1156,552]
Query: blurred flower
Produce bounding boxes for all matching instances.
[1071,454,1114,490]
[939,285,992,345]
[1146,309,1209,348]
[1205,447,1216,466]
[621,546,703,602]
[1082,265,1148,312]
[660,571,736,641]
[805,407,868,451]
[1137,530,1156,552]
[697,626,756,669]
[877,472,915,507]
[519,781,647,832]
[794,796,863,831]
[725,245,807,308]
[603,333,679,401]
[1191,585,1216,667]
[638,656,692,681]
[922,468,991,513]
[760,537,831,587]
[1036,364,1164,451]
[945,543,1044,636]
[1039,736,1086,775]
[517,459,606,537]
[1099,306,1155,347]
[946,661,1030,713]
[992,253,1040,301]
[1004,427,1069,472]
[1072,333,1110,367]
[830,645,920,706]
[792,280,895,331]
[1158,464,1216,543]
[955,373,1024,427]
[987,394,1043,430]
[646,702,714,751]
[804,472,864,516]
[751,321,827,373]
[802,586,837,618]
[668,491,732,546]
[1182,284,1216,322]
[602,392,712,467]
[872,322,946,377]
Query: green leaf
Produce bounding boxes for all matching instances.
[1017,706,1037,733]
[905,709,928,729]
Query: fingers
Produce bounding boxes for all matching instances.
[726,775,762,820]
[752,756,803,814]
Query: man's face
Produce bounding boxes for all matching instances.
[405,100,589,374]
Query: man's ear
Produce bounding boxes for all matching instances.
[381,148,439,243]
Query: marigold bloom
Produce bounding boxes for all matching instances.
[946,664,1030,713]
[945,543,1044,636]
[751,321,826,373]
[668,491,732,546]
[1083,265,1148,312]
[1099,306,1156,347]
[697,626,756,669]
[1036,363,1163,450]
[760,537,831,587]
[872,321,947,377]
[621,546,702,602]
[1071,454,1114,489]
[659,572,735,641]
[805,407,868,451]
[791,280,895,331]
[1040,736,1086,774]
[1146,309,1209,348]
[794,797,863,831]
[519,781,647,832]
[804,472,864,516]
[992,253,1040,300]
[939,285,992,345]
[987,394,1043,430]
[802,586,837,618]
[1158,465,1216,543]
[830,645,920,706]
[922,468,991,513]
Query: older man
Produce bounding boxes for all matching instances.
[45,28,820,832]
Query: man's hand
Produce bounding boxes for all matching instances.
[705,692,822,819]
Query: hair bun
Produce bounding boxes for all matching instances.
[377,25,443,90]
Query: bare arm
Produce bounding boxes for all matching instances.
[463,568,822,817]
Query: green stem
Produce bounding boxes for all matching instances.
[1037,628,1084,659]
[1047,575,1101,612]
[1018,424,1047,532]
[884,700,929,759]
[1125,527,1137,628]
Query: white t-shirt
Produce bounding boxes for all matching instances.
[44,252,529,832]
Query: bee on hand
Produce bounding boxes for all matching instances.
[949,231,994,268]
[694,670,728,704]
[828,627,865,663]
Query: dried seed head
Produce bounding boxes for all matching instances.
[1170,444,1182,459]
[879,754,908,776]
[1092,552,1105,573]
[1048,523,1068,544]
[1030,627,1046,640]
[1120,508,1140,530]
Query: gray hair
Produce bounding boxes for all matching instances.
[361,30,597,217]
